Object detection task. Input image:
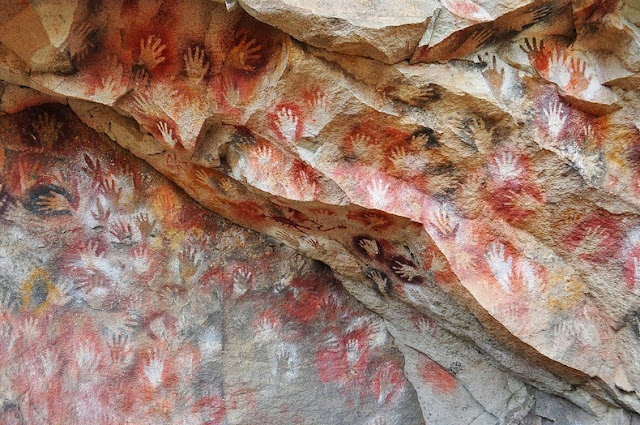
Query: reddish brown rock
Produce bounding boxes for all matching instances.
[0,0,640,423]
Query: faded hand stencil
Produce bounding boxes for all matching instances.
[1,0,640,422]
[0,106,422,425]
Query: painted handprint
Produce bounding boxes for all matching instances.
[484,242,514,292]
[358,238,379,256]
[178,245,201,282]
[304,90,331,136]
[138,36,167,70]
[74,340,102,377]
[392,261,422,282]
[109,220,133,245]
[34,112,62,149]
[574,225,608,257]
[62,21,94,61]
[453,28,493,58]
[253,145,273,166]
[95,57,125,104]
[233,267,253,297]
[221,75,241,107]
[543,100,567,141]
[184,46,210,83]
[348,132,372,158]
[389,146,425,174]
[366,178,390,208]
[143,348,165,389]
[368,270,389,295]
[157,121,178,148]
[491,152,523,183]
[520,37,548,73]
[430,208,458,238]
[566,57,593,94]
[274,107,299,143]
[506,3,552,31]
[33,189,73,215]
[478,53,505,94]
[226,32,263,72]
[545,48,570,86]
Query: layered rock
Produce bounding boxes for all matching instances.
[0,0,640,423]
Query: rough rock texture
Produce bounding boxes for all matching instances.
[235,0,434,63]
[0,106,424,424]
[1,0,640,423]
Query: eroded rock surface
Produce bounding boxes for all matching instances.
[0,106,424,424]
[1,0,640,423]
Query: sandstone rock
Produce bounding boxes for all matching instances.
[236,0,435,63]
[411,0,574,64]
[0,0,77,72]
[0,106,425,424]
[0,0,640,423]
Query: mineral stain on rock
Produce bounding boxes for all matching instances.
[0,0,639,423]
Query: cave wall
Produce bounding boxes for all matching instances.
[0,0,639,423]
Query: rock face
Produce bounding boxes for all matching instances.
[0,0,640,423]
[235,0,434,63]
[0,106,424,424]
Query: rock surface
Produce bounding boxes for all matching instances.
[0,0,640,423]
[236,0,434,63]
[0,106,424,424]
